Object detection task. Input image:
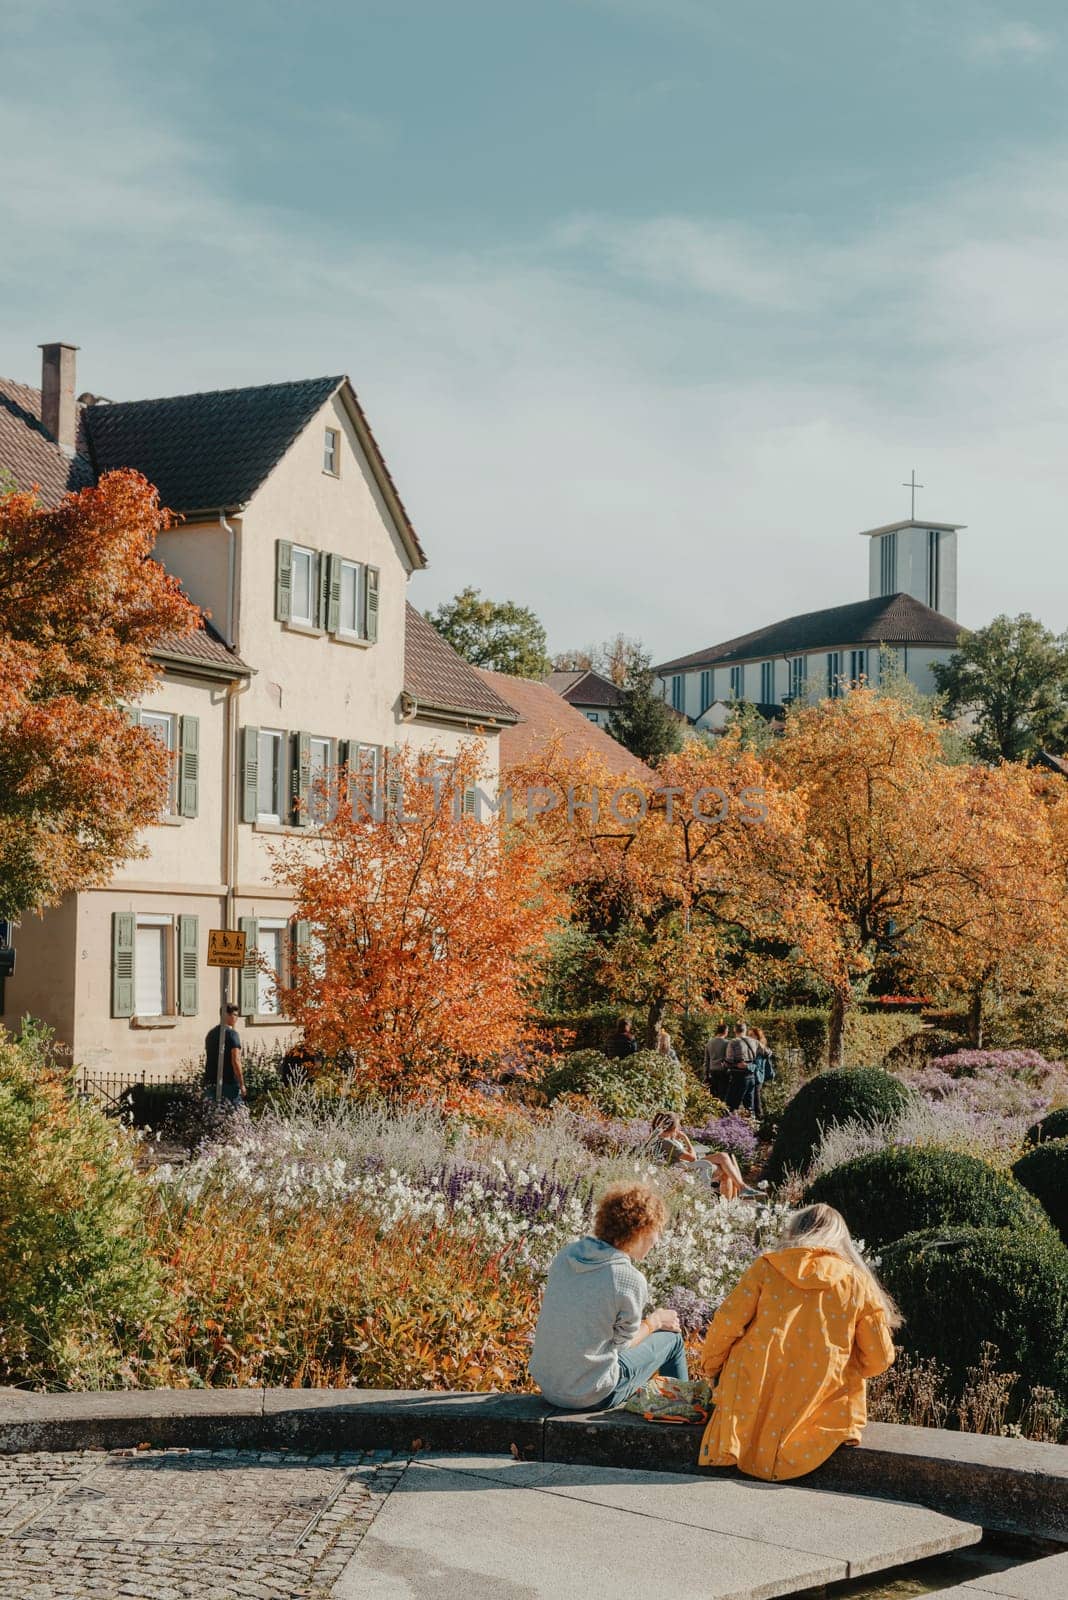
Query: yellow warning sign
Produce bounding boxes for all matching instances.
[207,928,248,968]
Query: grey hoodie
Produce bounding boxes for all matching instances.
[529,1236,648,1410]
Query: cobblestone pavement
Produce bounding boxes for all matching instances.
[0,1447,410,1599]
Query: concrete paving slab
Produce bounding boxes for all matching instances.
[331,1460,849,1600]
[928,1552,1068,1599]
[412,1453,982,1578]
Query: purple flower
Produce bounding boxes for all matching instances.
[662,1285,714,1337]
[686,1115,759,1164]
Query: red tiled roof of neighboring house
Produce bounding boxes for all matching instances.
[0,377,93,505]
[479,669,655,781]
[1034,751,1068,777]
[547,668,625,709]
[655,593,963,675]
[404,604,518,725]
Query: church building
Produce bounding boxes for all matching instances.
[653,515,966,727]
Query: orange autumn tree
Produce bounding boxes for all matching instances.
[510,733,841,1043]
[271,742,562,1096]
[0,471,199,915]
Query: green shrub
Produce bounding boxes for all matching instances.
[880,1226,1068,1404]
[541,1047,686,1118]
[882,1027,968,1072]
[764,1068,914,1184]
[531,1008,637,1055]
[1027,1108,1068,1147]
[0,1030,162,1387]
[804,1146,1050,1250]
[1013,1141,1068,1246]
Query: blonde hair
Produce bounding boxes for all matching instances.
[656,1029,672,1053]
[775,1203,903,1329]
[751,1027,767,1047]
[594,1182,669,1248]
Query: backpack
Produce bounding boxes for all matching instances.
[753,1046,776,1084]
[726,1036,756,1068]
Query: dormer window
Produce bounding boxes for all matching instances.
[323,428,340,475]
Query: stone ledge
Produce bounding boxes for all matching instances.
[0,1389,1064,1540]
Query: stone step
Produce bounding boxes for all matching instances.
[926,1552,1068,1599]
[331,1453,983,1600]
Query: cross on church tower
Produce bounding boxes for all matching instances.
[901,468,924,520]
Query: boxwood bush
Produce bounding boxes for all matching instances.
[764,1068,914,1184]
[1013,1140,1068,1245]
[1027,1107,1068,1146]
[541,1047,687,1118]
[880,1225,1068,1403]
[804,1146,1050,1251]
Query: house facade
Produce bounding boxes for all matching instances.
[655,517,967,727]
[1,343,515,1078]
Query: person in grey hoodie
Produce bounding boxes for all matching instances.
[529,1182,687,1410]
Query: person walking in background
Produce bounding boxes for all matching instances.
[703,1022,729,1098]
[529,1182,687,1410]
[608,1017,639,1059]
[696,1203,899,1480]
[655,1028,681,1065]
[748,1026,776,1119]
[203,1004,246,1104]
[724,1022,758,1112]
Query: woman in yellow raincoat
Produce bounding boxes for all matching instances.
[697,1203,900,1481]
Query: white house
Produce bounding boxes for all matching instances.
[654,516,966,726]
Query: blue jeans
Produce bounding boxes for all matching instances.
[596,1331,689,1410]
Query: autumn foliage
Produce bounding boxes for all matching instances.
[271,743,561,1095]
[0,472,199,913]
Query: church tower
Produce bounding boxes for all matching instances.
[860,517,965,620]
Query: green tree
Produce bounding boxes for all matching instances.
[605,649,683,765]
[932,615,1068,764]
[427,587,551,678]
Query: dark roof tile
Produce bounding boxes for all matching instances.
[404,604,517,724]
[0,378,93,505]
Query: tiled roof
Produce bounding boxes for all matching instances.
[404,604,518,725]
[655,593,963,674]
[153,616,250,678]
[0,377,93,505]
[83,376,345,516]
[480,669,656,782]
[548,668,625,709]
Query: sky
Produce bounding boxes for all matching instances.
[2,0,1068,663]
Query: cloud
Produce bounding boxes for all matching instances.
[965,22,1053,63]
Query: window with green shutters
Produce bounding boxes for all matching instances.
[239,917,259,1016]
[178,915,199,1015]
[275,540,293,622]
[291,731,312,826]
[111,912,135,1018]
[365,566,380,641]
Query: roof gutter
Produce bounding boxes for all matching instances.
[401,690,517,730]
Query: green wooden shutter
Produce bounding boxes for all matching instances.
[275,540,293,622]
[111,912,135,1018]
[239,917,258,1015]
[364,566,380,642]
[241,726,259,823]
[292,731,311,826]
[293,918,312,976]
[178,715,200,818]
[178,914,199,1016]
[326,554,342,634]
[317,553,331,632]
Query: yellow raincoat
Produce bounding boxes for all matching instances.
[697,1246,895,1481]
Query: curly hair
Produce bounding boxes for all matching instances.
[593,1182,668,1249]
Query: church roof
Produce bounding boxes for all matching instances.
[654,593,963,675]
[857,518,965,538]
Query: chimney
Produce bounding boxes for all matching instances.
[39,342,79,455]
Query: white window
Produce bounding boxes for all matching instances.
[256,919,286,1016]
[323,428,340,475]
[308,735,333,822]
[257,729,286,822]
[135,913,171,1016]
[729,665,743,699]
[586,711,599,723]
[339,559,363,637]
[760,662,775,704]
[140,710,178,813]
[290,545,320,628]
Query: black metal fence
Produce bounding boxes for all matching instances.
[73,1067,198,1117]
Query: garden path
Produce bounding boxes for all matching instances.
[0,1444,988,1600]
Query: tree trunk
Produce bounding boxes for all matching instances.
[828,991,848,1068]
[646,998,667,1048]
[968,984,985,1049]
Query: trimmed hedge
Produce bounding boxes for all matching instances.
[541,1048,687,1118]
[1027,1107,1068,1147]
[881,1225,1068,1403]
[1013,1140,1068,1246]
[764,1068,914,1184]
[804,1146,1050,1251]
